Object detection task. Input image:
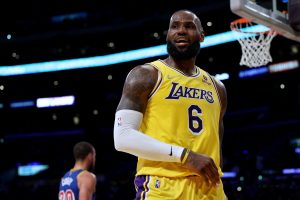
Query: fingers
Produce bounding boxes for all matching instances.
[208,161,220,185]
[201,171,210,186]
[201,162,220,187]
[184,151,220,187]
[198,156,220,187]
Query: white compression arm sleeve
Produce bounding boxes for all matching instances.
[114,109,184,162]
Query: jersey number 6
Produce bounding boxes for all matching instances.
[188,105,203,135]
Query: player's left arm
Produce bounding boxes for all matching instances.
[212,77,227,169]
[78,171,96,200]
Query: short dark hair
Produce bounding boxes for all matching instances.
[73,141,94,161]
[171,9,203,33]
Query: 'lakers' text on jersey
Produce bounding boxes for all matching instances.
[166,82,214,103]
[137,59,222,178]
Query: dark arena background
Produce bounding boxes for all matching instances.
[0,0,300,199]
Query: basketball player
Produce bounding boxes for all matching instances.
[114,9,227,199]
[58,141,96,200]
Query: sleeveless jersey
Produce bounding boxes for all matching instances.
[136,59,223,178]
[58,169,96,200]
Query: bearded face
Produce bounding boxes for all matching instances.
[167,40,200,60]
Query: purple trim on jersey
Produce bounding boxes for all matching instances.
[207,74,221,107]
[134,175,150,200]
[149,74,163,98]
[146,62,163,99]
[159,59,201,77]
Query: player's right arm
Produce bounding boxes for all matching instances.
[114,64,220,186]
[114,64,184,162]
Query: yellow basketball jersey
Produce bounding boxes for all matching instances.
[136,59,222,178]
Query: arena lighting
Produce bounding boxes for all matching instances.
[268,60,299,73]
[0,25,268,76]
[36,95,75,108]
[239,66,268,78]
[17,162,49,176]
[282,168,300,174]
[222,172,237,178]
[295,147,300,154]
[51,12,88,23]
[215,73,230,80]
[239,60,300,78]
[10,100,35,108]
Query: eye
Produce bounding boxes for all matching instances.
[171,24,178,29]
[185,24,195,29]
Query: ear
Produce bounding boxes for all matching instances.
[87,153,93,161]
[199,32,205,42]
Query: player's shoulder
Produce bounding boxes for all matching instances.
[77,171,96,189]
[78,171,96,182]
[129,63,158,76]
[208,74,227,112]
[203,70,227,104]
[211,75,226,91]
[126,62,159,86]
[202,70,226,92]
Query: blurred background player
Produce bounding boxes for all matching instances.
[114,9,227,199]
[58,141,96,200]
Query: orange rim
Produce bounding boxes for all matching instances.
[230,18,275,35]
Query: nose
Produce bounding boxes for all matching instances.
[177,25,187,35]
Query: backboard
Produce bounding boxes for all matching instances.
[230,0,300,42]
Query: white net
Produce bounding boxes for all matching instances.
[231,18,277,68]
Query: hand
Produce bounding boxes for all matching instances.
[183,150,220,187]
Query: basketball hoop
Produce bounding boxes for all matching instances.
[230,18,277,68]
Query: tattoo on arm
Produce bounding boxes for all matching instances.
[117,65,158,113]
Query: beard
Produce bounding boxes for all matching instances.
[88,161,96,173]
[167,40,200,60]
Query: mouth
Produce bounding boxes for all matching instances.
[176,42,189,47]
[175,39,189,47]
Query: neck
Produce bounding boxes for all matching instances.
[73,161,88,171]
[164,57,197,76]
